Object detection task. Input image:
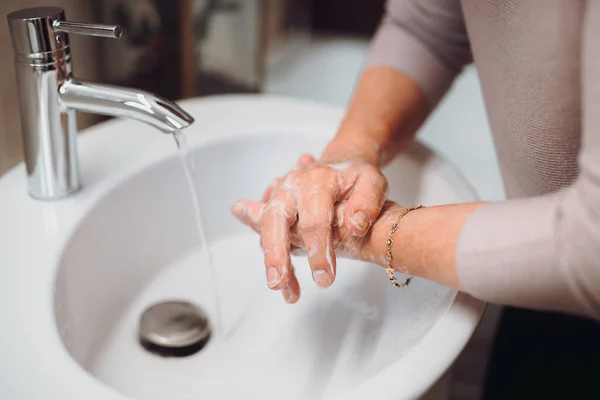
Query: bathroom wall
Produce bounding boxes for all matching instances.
[96,0,268,100]
[194,0,263,91]
[0,0,104,176]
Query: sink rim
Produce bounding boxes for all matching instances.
[0,94,485,400]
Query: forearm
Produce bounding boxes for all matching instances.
[364,189,600,319]
[366,202,485,289]
[322,0,474,166]
[321,67,429,166]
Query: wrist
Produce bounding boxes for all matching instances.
[320,131,384,166]
[322,67,430,167]
[365,203,421,275]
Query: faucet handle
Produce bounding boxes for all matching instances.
[7,7,121,55]
[53,21,122,39]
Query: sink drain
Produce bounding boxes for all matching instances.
[138,300,211,357]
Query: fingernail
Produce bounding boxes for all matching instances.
[312,269,333,288]
[350,211,369,235]
[266,267,281,289]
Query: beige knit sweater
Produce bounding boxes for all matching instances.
[367,0,600,319]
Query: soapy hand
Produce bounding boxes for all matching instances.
[231,153,389,303]
[232,198,379,303]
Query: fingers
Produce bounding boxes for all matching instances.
[333,201,348,230]
[281,266,301,304]
[294,154,317,169]
[261,177,284,203]
[296,178,337,288]
[231,200,263,233]
[232,200,306,248]
[232,199,301,303]
[344,166,388,237]
[260,188,297,290]
[233,153,336,301]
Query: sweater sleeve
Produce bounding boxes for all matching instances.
[456,2,600,320]
[365,0,472,107]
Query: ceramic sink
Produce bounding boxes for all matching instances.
[0,95,485,400]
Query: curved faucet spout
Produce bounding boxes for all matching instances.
[59,79,195,133]
[8,7,196,200]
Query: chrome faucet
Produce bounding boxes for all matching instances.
[7,6,195,200]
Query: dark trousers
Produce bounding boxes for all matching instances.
[482,307,600,400]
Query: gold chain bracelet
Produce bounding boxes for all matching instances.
[385,205,424,288]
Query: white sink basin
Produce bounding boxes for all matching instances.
[0,95,484,400]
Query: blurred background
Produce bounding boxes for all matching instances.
[0,1,503,399]
[0,0,389,176]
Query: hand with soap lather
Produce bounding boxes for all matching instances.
[232,152,390,304]
[232,68,432,304]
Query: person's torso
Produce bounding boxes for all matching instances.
[461,0,584,198]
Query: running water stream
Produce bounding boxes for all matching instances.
[173,131,223,335]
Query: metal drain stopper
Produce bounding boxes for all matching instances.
[138,300,211,357]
